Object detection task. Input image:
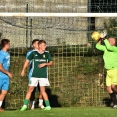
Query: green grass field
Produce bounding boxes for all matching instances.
[0,107,117,117]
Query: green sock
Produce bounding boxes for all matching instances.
[45,100,50,107]
[23,99,29,105]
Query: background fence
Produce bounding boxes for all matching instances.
[0,0,117,109]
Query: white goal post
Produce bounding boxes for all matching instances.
[0,13,117,17]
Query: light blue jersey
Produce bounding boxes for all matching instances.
[26,50,33,79]
[0,50,10,79]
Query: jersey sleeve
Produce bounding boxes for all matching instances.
[26,52,30,59]
[47,52,53,62]
[26,51,32,59]
[0,54,4,64]
[96,43,106,51]
[104,39,117,52]
[27,51,34,61]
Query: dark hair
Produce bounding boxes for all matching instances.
[38,40,46,45]
[32,39,39,45]
[1,39,10,48]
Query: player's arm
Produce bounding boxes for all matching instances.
[25,51,31,68]
[104,39,117,52]
[39,52,53,68]
[21,59,30,77]
[96,39,106,51]
[39,61,53,68]
[46,61,53,66]
[21,52,34,77]
[0,64,12,78]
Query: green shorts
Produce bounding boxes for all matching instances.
[106,69,117,86]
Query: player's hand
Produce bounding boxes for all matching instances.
[21,70,25,77]
[38,63,47,68]
[7,72,12,78]
[100,30,107,39]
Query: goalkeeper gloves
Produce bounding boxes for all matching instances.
[100,30,107,39]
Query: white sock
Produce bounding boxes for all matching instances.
[30,101,35,107]
[0,101,3,107]
[39,99,43,105]
[23,105,27,107]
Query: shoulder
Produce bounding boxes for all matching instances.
[27,50,33,55]
[0,50,8,60]
[44,51,50,54]
[27,50,37,56]
[0,50,5,56]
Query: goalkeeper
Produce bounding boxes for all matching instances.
[96,32,117,108]
[26,39,44,110]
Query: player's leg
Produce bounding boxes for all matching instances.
[39,78,51,110]
[111,85,117,92]
[21,86,35,111]
[0,78,9,111]
[40,86,51,110]
[21,78,38,111]
[37,83,44,109]
[0,90,7,111]
[111,70,117,92]
[106,70,117,108]
[30,87,36,110]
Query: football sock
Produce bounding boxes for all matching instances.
[0,101,3,107]
[23,99,29,106]
[45,100,50,107]
[30,101,35,107]
[39,99,43,105]
[109,92,117,105]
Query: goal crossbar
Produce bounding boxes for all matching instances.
[0,13,117,17]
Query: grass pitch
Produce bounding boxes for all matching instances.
[0,107,117,117]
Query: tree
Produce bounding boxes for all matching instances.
[104,18,117,39]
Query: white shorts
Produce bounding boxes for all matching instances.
[29,77,50,86]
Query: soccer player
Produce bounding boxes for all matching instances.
[26,39,44,110]
[96,35,117,108]
[0,39,12,111]
[20,40,53,111]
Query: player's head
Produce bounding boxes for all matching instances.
[108,38,116,46]
[32,39,39,49]
[1,39,10,50]
[38,40,46,51]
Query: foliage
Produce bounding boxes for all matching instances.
[104,18,117,39]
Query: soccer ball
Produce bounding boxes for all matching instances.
[91,31,101,41]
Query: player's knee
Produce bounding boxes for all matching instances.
[1,90,7,96]
[111,85,116,90]
[28,87,34,93]
[106,86,112,93]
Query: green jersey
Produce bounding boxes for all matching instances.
[27,50,52,78]
[96,39,117,70]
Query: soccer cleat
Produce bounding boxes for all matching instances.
[39,104,45,109]
[0,108,4,112]
[20,106,27,111]
[112,105,117,109]
[44,106,51,110]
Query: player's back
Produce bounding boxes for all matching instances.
[0,49,10,78]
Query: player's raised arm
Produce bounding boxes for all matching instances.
[96,39,106,51]
[21,59,30,77]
